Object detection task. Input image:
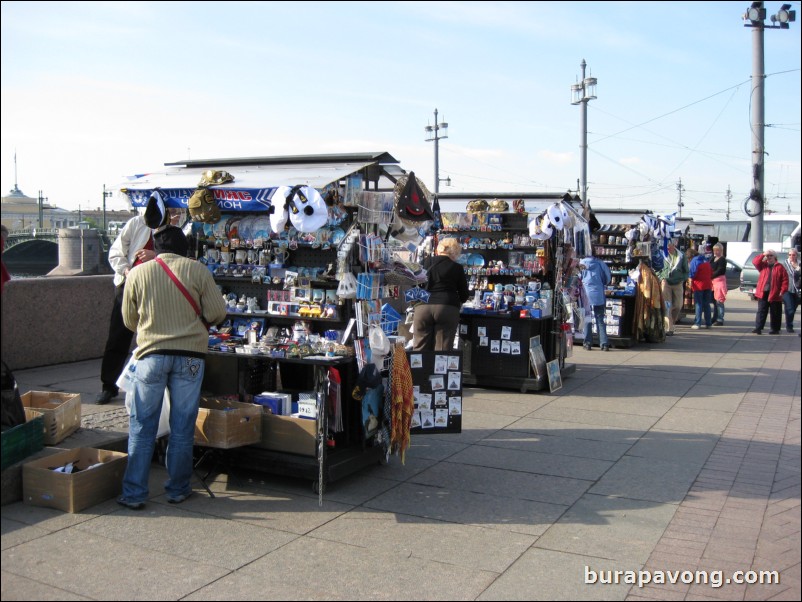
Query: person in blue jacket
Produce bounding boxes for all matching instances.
[581,255,613,351]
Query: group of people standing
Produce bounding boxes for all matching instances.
[752,247,800,335]
[660,238,800,335]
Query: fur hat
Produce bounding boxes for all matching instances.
[144,190,168,229]
[153,225,189,257]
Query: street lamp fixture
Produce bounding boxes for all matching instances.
[425,108,449,196]
[571,59,597,219]
[102,184,113,231]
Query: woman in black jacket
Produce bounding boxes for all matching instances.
[412,238,469,351]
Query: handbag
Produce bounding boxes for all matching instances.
[155,257,211,329]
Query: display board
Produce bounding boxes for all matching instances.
[407,350,463,434]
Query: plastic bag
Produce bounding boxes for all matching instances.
[118,352,171,438]
[369,323,391,356]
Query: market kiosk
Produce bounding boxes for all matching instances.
[118,152,417,499]
[434,192,589,393]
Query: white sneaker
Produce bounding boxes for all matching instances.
[691,324,700,330]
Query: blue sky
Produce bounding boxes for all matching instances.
[2,1,800,219]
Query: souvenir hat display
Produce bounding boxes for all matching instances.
[198,169,235,187]
[144,189,169,229]
[394,172,434,222]
[286,185,329,233]
[488,199,509,212]
[466,199,488,213]
[269,186,292,233]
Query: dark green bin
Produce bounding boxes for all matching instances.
[1,409,44,471]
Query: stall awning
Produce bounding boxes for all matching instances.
[114,152,404,212]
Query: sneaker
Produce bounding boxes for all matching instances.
[167,491,194,504]
[666,331,674,336]
[601,344,610,351]
[691,325,700,330]
[117,496,145,510]
[95,389,117,405]
[787,327,795,333]
[583,343,592,351]
[705,324,711,329]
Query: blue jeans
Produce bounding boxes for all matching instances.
[122,354,205,503]
[783,291,799,331]
[693,290,713,327]
[714,300,725,324]
[583,304,608,347]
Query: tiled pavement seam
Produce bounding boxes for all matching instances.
[627,339,801,601]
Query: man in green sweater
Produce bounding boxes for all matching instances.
[658,239,689,336]
[118,226,226,510]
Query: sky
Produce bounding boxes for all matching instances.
[1,1,800,221]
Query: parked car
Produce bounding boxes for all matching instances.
[725,259,742,290]
[739,251,789,300]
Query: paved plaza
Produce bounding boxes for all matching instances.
[1,293,799,600]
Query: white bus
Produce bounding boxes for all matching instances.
[700,214,800,268]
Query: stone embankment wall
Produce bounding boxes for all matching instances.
[1,276,115,370]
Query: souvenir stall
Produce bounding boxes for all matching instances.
[433,192,589,393]
[116,152,419,499]
[583,209,681,347]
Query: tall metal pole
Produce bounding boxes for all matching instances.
[102,184,111,231]
[743,2,795,249]
[425,109,449,198]
[579,61,588,217]
[572,60,596,220]
[433,109,441,197]
[750,8,765,253]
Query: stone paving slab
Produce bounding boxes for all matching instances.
[184,536,498,601]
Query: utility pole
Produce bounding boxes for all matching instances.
[743,1,795,252]
[102,184,113,231]
[571,59,597,220]
[726,186,732,220]
[676,178,685,217]
[424,109,450,197]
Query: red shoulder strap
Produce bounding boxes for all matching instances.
[155,257,210,327]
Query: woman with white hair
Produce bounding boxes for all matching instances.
[709,243,728,326]
[412,238,469,351]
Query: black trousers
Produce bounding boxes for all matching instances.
[755,297,782,333]
[412,304,460,351]
[100,284,135,392]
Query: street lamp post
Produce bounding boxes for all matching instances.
[571,59,597,220]
[424,109,450,196]
[102,184,113,232]
[743,2,795,253]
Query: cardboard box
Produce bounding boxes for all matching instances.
[22,447,127,513]
[252,412,317,457]
[21,391,82,445]
[1,409,44,471]
[195,397,261,449]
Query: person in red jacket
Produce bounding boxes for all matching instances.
[689,250,713,329]
[752,249,789,335]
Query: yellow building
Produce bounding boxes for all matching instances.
[1,184,135,232]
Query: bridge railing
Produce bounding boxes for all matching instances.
[4,229,60,249]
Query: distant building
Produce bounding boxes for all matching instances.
[1,184,76,230]
[1,184,135,232]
